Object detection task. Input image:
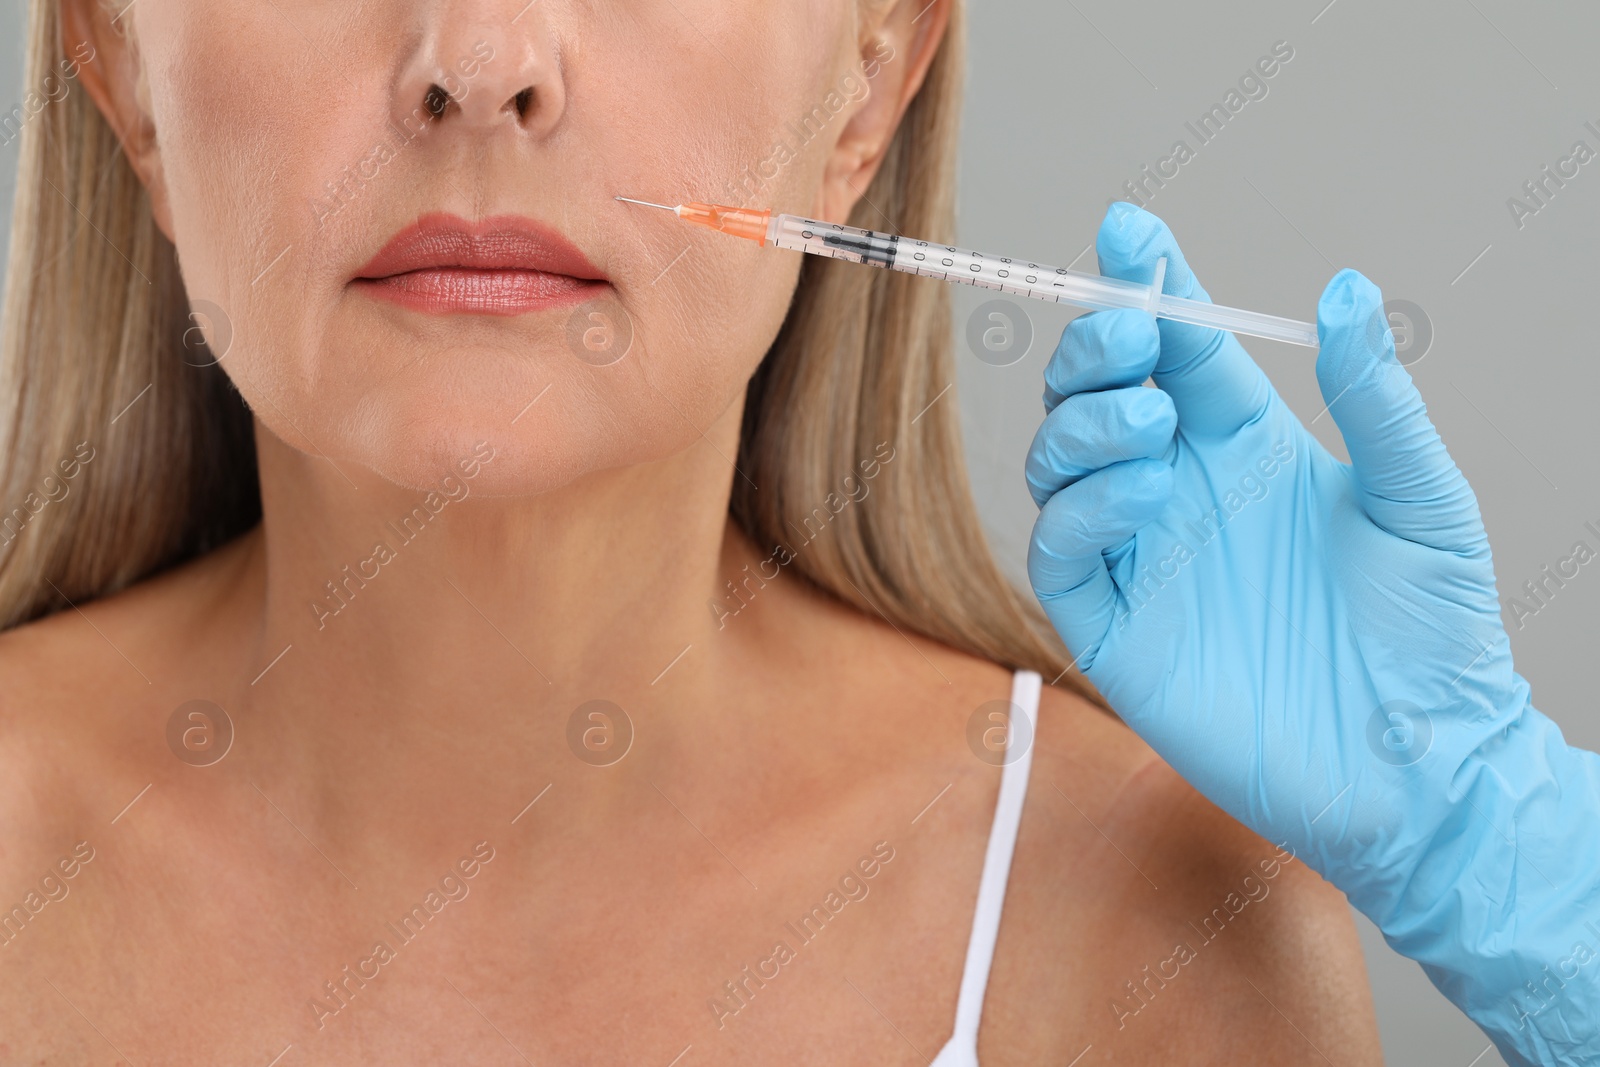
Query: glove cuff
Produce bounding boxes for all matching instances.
[1353,693,1600,1065]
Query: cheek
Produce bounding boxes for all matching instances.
[585,2,850,405]
[144,4,350,273]
[141,3,412,415]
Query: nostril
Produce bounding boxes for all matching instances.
[423,84,452,120]
[511,88,533,120]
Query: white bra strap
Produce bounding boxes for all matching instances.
[946,669,1040,1050]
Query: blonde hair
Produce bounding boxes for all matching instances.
[0,0,1100,704]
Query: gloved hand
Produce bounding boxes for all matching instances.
[1026,201,1600,1067]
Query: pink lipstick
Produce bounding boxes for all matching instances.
[354,213,607,316]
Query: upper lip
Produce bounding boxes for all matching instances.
[356,213,606,281]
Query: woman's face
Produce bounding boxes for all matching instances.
[86,0,919,493]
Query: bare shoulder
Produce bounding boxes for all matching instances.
[0,532,259,847]
[0,584,132,1055]
[0,536,255,1059]
[0,595,121,854]
[997,683,1384,1063]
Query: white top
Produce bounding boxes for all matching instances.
[929,669,1041,1067]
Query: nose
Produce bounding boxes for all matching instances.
[394,4,565,138]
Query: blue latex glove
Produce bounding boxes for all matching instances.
[1026,202,1600,1066]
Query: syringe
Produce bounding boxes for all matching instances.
[616,197,1320,349]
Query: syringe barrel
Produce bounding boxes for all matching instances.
[766,212,1321,349]
[769,213,1150,311]
[768,214,903,267]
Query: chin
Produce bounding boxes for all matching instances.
[326,380,710,501]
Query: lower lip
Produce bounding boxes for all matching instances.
[354,268,606,316]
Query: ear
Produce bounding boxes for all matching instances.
[814,0,952,223]
[60,0,174,240]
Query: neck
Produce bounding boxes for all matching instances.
[235,404,758,751]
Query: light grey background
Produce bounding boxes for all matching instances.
[3,1,1596,1063]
